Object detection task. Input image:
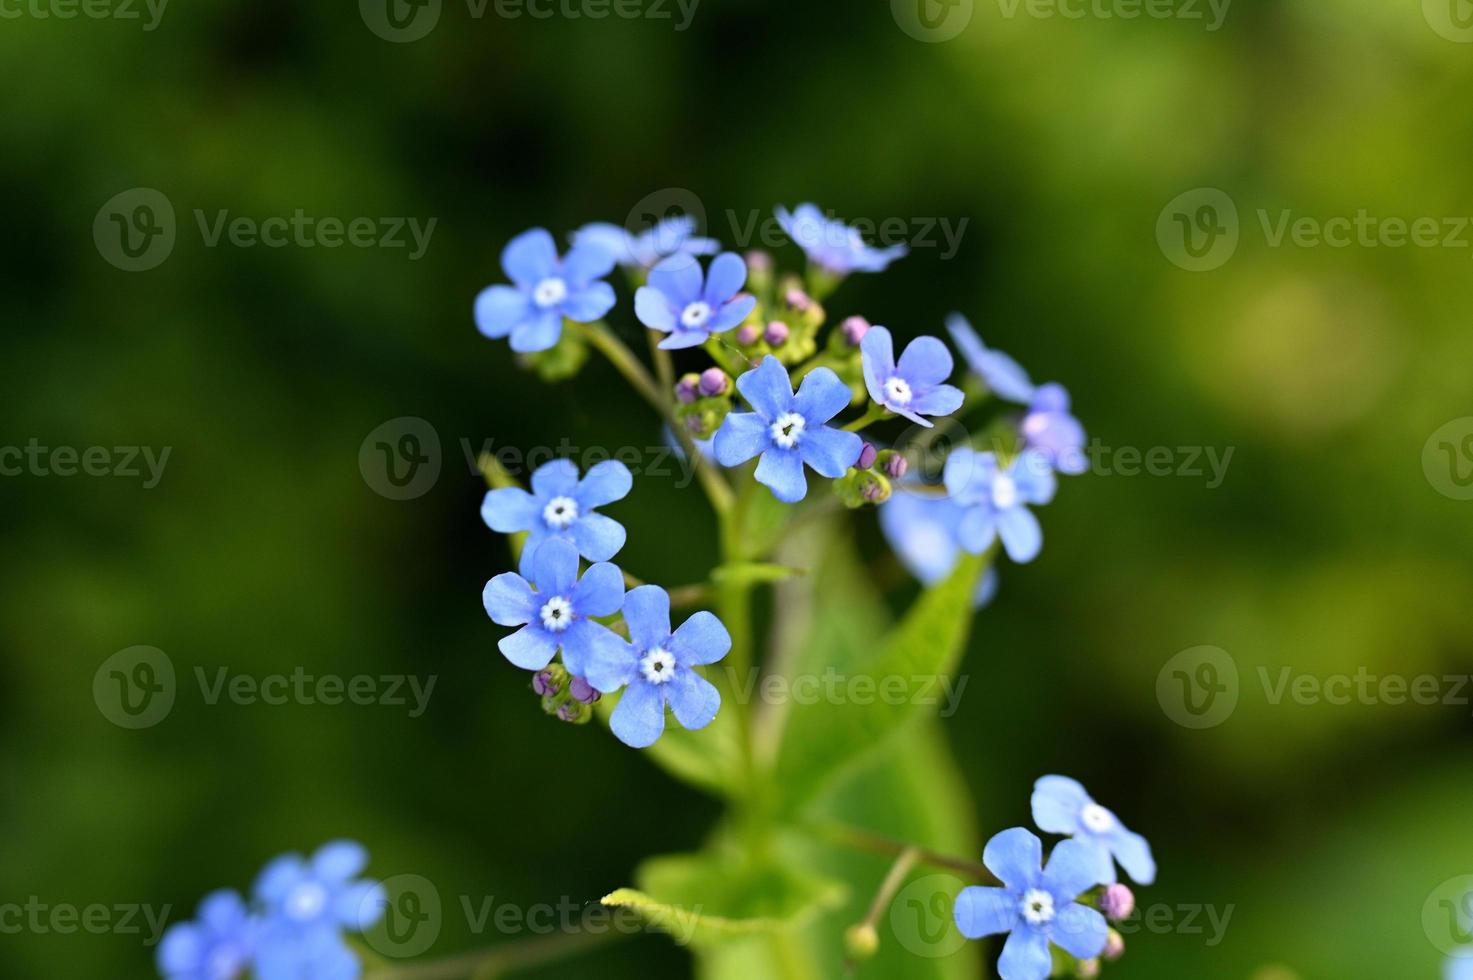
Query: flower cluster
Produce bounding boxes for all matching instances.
[157,841,383,980]
[954,777,1155,980]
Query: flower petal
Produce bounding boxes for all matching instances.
[481,487,538,533]
[983,828,1043,892]
[1031,775,1089,834]
[570,513,626,563]
[571,561,625,617]
[713,412,768,467]
[1044,837,1112,900]
[253,854,307,905]
[860,327,897,408]
[499,624,557,670]
[896,335,955,388]
[531,459,580,498]
[1031,382,1071,413]
[560,281,616,322]
[576,459,634,508]
[701,252,747,304]
[509,308,562,353]
[634,286,677,332]
[997,927,1051,980]
[708,295,757,333]
[560,618,625,678]
[610,680,667,748]
[622,585,673,650]
[755,448,808,503]
[1050,903,1108,960]
[669,610,731,665]
[158,923,206,973]
[501,228,558,287]
[647,253,703,305]
[582,636,637,694]
[909,383,965,419]
[571,223,634,266]
[955,505,998,555]
[658,330,710,350]
[561,240,616,285]
[474,285,529,340]
[312,840,368,883]
[532,538,580,595]
[1108,828,1157,886]
[953,886,1017,939]
[793,366,853,425]
[335,879,386,931]
[798,425,862,478]
[996,506,1043,563]
[942,448,997,506]
[1011,452,1058,505]
[945,313,1035,404]
[879,492,964,586]
[735,355,794,420]
[667,668,721,731]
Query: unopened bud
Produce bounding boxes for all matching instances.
[1100,884,1135,922]
[568,676,601,704]
[1076,958,1100,979]
[698,367,730,397]
[844,924,879,961]
[736,323,761,346]
[841,316,871,346]
[857,443,879,470]
[1103,929,1124,961]
[532,664,568,697]
[556,700,592,724]
[861,481,886,503]
[883,453,908,479]
[764,321,790,346]
[785,288,813,311]
[744,249,773,274]
[675,374,701,404]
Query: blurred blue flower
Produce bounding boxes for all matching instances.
[157,890,257,980]
[1446,954,1473,980]
[945,313,1037,403]
[878,490,999,607]
[860,326,965,427]
[475,227,617,353]
[1032,775,1156,886]
[1021,383,1087,476]
[482,458,632,577]
[582,585,730,748]
[254,928,361,980]
[714,356,863,503]
[254,841,384,938]
[573,215,719,270]
[943,448,1056,563]
[483,538,626,677]
[954,828,1109,980]
[634,252,757,350]
[775,203,907,276]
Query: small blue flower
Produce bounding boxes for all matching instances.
[482,458,632,578]
[954,828,1109,980]
[878,489,998,608]
[713,356,863,503]
[483,537,627,678]
[474,228,617,353]
[943,448,1056,563]
[634,252,757,350]
[1031,775,1156,886]
[861,326,965,427]
[255,928,361,980]
[945,313,1037,404]
[1021,383,1087,476]
[775,203,907,276]
[582,585,730,748]
[573,215,719,271]
[157,890,257,980]
[1447,954,1473,980]
[253,841,385,939]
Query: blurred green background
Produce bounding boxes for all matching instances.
[4,0,1473,976]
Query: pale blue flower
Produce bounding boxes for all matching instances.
[878,489,999,607]
[861,326,965,427]
[945,313,1036,403]
[157,891,257,980]
[635,252,757,350]
[481,459,632,578]
[475,228,617,353]
[1032,776,1156,886]
[943,448,1056,563]
[775,203,907,275]
[573,215,719,270]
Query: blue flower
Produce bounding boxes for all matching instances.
[254,841,385,939]
[775,203,907,275]
[634,252,757,350]
[1021,383,1087,476]
[1447,954,1473,980]
[878,489,999,608]
[582,585,730,748]
[483,537,627,678]
[943,448,1056,563]
[254,928,361,980]
[157,890,257,980]
[482,458,632,578]
[945,313,1037,403]
[1031,775,1156,886]
[860,327,965,427]
[474,228,617,353]
[953,828,1109,980]
[573,215,719,271]
[713,356,863,503]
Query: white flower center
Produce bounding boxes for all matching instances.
[1020,889,1055,926]
[883,376,913,406]
[1081,803,1115,834]
[285,881,329,922]
[640,647,677,684]
[680,301,713,329]
[991,473,1018,509]
[532,277,568,308]
[769,412,806,449]
[542,495,579,529]
[540,596,574,632]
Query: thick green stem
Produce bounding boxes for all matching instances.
[842,403,888,433]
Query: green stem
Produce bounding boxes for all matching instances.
[858,847,922,932]
[646,328,675,395]
[809,821,998,883]
[718,478,769,846]
[842,403,889,433]
[363,928,620,980]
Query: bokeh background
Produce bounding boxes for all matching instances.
[4,0,1473,976]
